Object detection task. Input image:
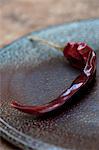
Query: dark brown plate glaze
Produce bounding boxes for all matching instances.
[0,19,99,150]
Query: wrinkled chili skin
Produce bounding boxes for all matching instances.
[11,42,96,116]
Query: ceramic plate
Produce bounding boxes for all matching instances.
[0,19,99,150]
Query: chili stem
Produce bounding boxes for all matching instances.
[28,35,64,52]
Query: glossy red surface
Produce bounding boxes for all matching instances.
[11,42,96,115]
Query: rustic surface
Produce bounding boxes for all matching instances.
[1,19,99,150]
[0,0,99,150]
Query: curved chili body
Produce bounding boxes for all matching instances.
[11,42,96,116]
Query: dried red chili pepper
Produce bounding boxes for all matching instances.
[11,40,96,116]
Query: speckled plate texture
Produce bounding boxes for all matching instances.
[0,19,99,150]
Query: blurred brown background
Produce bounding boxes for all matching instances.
[0,0,99,149]
[0,0,99,47]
